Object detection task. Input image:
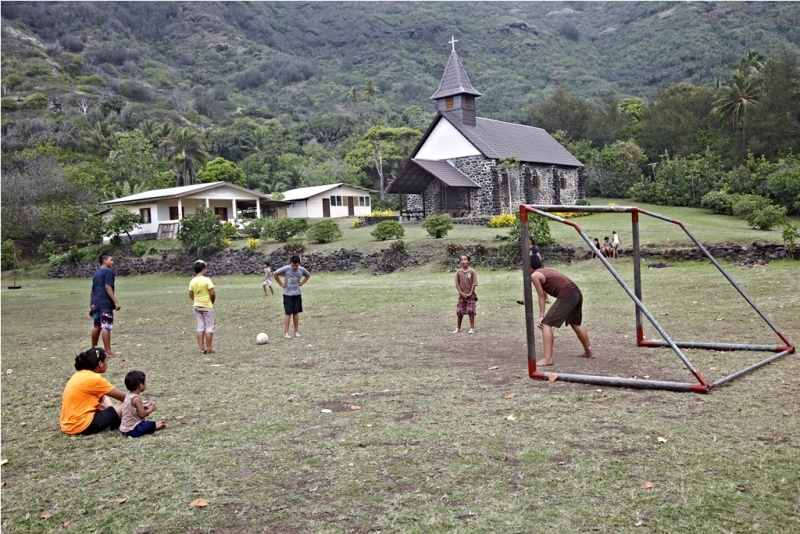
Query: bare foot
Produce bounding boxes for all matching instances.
[537,359,554,367]
[206,348,216,354]
[106,351,121,358]
[155,421,167,431]
[578,352,595,359]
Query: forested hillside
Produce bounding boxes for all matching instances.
[2,1,799,259]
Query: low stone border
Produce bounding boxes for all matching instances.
[357,216,400,227]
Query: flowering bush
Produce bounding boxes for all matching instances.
[488,213,517,228]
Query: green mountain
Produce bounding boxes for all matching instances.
[3,1,799,125]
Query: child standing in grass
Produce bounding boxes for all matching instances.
[189,260,216,354]
[262,261,274,296]
[273,254,311,339]
[453,254,478,334]
[119,371,166,438]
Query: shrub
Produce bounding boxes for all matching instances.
[746,204,788,231]
[103,207,142,243]
[1,97,19,111]
[306,220,343,244]
[247,238,260,250]
[732,194,771,220]
[371,220,405,241]
[389,240,408,254]
[575,198,591,206]
[508,214,555,246]
[21,92,49,110]
[37,239,56,259]
[783,223,798,259]
[351,219,362,228]
[488,213,516,228]
[445,242,462,256]
[49,245,83,267]
[2,240,18,271]
[243,217,274,239]
[268,218,308,242]
[76,74,107,87]
[176,208,226,253]
[221,221,239,239]
[421,214,454,238]
[283,238,305,255]
[369,210,394,217]
[5,73,22,88]
[132,241,147,257]
[701,190,735,215]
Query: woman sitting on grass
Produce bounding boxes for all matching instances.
[60,348,126,435]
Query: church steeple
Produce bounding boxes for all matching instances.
[430,37,481,127]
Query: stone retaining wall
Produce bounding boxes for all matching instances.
[357,216,399,227]
[47,242,792,280]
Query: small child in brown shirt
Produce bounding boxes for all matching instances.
[453,254,478,334]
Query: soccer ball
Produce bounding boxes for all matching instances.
[256,333,269,344]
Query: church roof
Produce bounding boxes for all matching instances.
[441,113,584,168]
[430,50,482,100]
[387,159,479,195]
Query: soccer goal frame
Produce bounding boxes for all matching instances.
[519,204,795,394]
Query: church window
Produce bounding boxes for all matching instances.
[534,175,541,188]
[561,177,567,190]
[445,97,454,111]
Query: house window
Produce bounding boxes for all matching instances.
[445,97,454,111]
[359,196,370,207]
[464,96,474,110]
[139,208,151,224]
[561,177,567,190]
[330,195,342,206]
[169,206,179,220]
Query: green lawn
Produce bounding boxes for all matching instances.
[1,256,798,533]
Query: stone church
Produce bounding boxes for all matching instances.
[387,42,585,218]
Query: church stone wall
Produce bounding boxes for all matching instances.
[403,158,582,217]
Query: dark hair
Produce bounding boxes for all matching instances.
[193,260,207,273]
[75,347,106,370]
[264,261,270,267]
[124,370,146,391]
[290,254,301,264]
[99,252,112,265]
[528,236,534,244]
[460,253,471,261]
[604,236,609,240]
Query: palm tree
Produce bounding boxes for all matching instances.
[346,86,359,107]
[278,164,307,191]
[242,129,270,154]
[83,121,117,156]
[730,50,765,79]
[713,70,763,148]
[160,127,209,187]
[362,79,380,105]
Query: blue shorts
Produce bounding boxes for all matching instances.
[122,420,157,438]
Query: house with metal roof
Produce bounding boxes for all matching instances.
[387,41,584,218]
[99,182,287,241]
[282,183,376,219]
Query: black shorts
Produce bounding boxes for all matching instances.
[80,406,121,435]
[283,294,303,315]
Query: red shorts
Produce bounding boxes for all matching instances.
[456,300,476,317]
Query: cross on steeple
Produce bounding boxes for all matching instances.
[448,36,458,52]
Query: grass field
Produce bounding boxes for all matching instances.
[1,253,798,533]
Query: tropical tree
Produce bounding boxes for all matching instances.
[713,70,763,148]
[160,127,209,187]
[362,79,380,105]
[83,121,117,156]
[344,126,422,199]
[346,86,359,107]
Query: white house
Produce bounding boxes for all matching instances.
[282,183,376,219]
[99,182,287,241]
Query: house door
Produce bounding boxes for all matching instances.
[347,196,355,216]
[322,198,331,218]
[214,207,228,221]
